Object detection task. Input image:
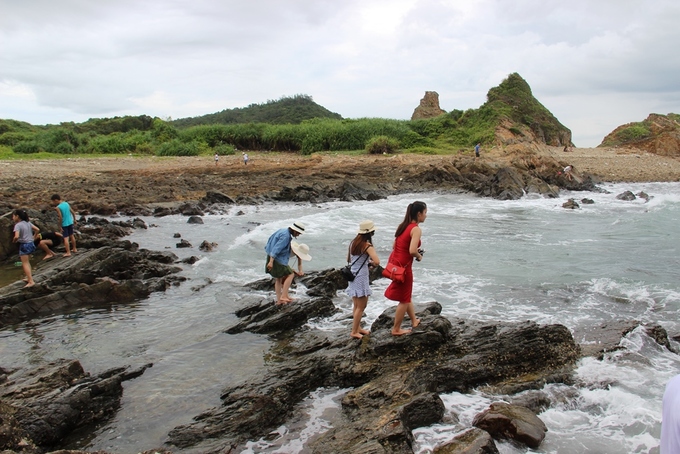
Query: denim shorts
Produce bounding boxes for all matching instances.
[19,242,36,256]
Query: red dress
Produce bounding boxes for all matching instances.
[384,223,420,303]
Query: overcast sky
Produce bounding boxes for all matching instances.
[1,0,679,147]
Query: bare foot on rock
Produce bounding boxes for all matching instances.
[42,254,55,261]
[391,329,412,336]
[350,333,363,339]
[412,318,421,329]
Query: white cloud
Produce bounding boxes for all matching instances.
[0,0,679,146]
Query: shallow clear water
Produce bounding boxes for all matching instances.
[1,182,679,453]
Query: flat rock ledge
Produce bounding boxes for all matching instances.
[0,244,185,328]
[0,359,151,453]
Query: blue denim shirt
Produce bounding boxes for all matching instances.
[264,228,292,265]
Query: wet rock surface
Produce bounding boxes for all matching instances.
[168,288,582,452]
[0,359,151,453]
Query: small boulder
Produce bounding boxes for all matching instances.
[472,402,547,449]
[132,217,148,229]
[203,191,235,204]
[187,216,204,224]
[434,428,499,454]
[176,239,192,248]
[199,240,218,252]
[580,198,595,204]
[399,392,445,431]
[616,190,636,201]
[562,198,579,209]
[173,233,182,238]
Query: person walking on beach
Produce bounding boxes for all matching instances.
[279,241,312,303]
[33,231,64,260]
[51,194,77,257]
[346,220,380,339]
[214,152,219,166]
[265,221,305,304]
[243,152,249,166]
[474,143,481,158]
[385,202,427,336]
[12,209,39,288]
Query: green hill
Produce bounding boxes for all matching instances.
[171,94,342,128]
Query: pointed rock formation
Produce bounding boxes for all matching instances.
[411,91,447,120]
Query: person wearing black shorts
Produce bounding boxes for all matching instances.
[34,231,64,260]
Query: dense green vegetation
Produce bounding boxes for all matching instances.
[600,113,680,147]
[171,94,342,128]
[0,74,570,158]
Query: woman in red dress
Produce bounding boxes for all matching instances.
[385,201,427,335]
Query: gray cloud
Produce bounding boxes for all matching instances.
[0,0,678,146]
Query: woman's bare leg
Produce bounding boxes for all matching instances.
[351,296,368,338]
[392,302,412,336]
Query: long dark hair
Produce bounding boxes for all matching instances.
[394,201,426,238]
[13,209,29,222]
[350,233,373,256]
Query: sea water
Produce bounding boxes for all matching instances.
[1,182,679,453]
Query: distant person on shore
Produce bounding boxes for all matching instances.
[243,152,249,165]
[385,202,426,336]
[279,241,312,303]
[346,220,380,339]
[265,221,305,304]
[51,194,77,257]
[661,374,680,453]
[12,209,39,288]
[475,143,481,158]
[563,144,573,152]
[563,165,573,181]
[214,152,219,166]
[33,231,64,260]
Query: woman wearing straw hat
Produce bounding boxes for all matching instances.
[265,221,305,304]
[279,241,312,303]
[346,220,380,339]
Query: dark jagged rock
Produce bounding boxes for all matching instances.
[132,217,148,229]
[562,198,579,209]
[173,232,181,238]
[0,359,151,452]
[187,215,203,224]
[433,428,499,454]
[0,247,183,327]
[636,191,652,202]
[176,239,192,248]
[616,190,636,201]
[182,256,200,265]
[488,167,526,200]
[179,202,205,216]
[202,190,235,204]
[574,320,673,358]
[581,198,595,204]
[169,300,580,452]
[225,297,338,335]
[472,402,547,449]
[199,240,218,252]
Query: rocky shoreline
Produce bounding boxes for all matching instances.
[2,262,674,453]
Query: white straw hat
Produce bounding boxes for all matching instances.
[290,221,305,234]
[291,241,312,261]
[357,220,376,234]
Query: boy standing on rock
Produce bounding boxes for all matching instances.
[51,194,77,257]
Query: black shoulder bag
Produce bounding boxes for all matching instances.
[341,245,370,281]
